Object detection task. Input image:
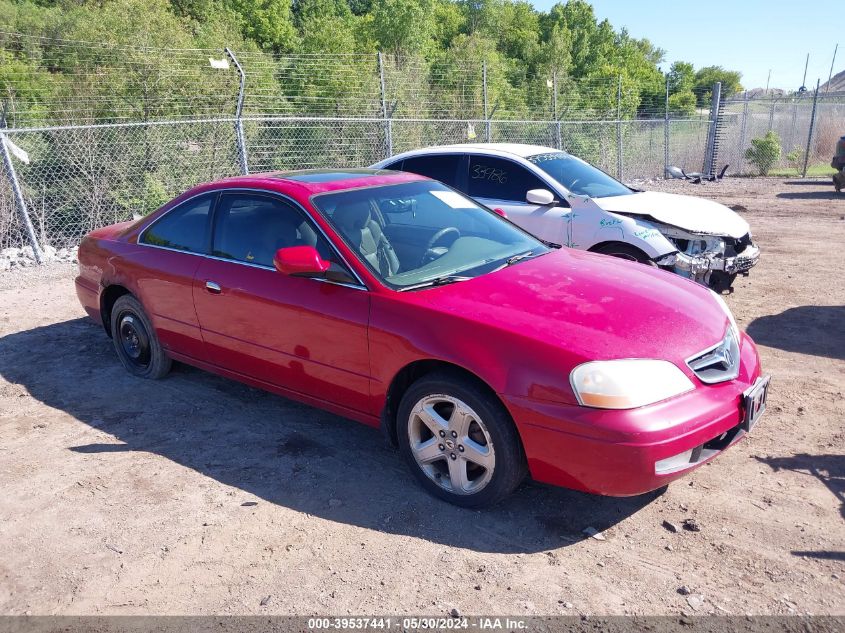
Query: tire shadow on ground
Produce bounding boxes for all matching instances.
[0,318,661,554]
[746,305,845,361]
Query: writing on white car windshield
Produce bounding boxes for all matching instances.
[527,152,631,198]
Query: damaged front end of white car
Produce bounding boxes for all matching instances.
[590,190,760,293]
[651,225,760,292]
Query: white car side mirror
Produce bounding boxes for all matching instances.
[526,188,556,205]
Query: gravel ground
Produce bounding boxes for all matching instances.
[0,177,843,616]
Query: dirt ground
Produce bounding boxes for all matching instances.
[0,177,843,617]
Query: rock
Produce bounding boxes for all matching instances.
[240,501,258,507]
[260,595,272,606]
[662,520,680,533]
[474,585,481,591]
[665,544,674,551]
[583,526,606,541]
[678,585,692,596]
[682,518,701,532]
[686,595,705,611]
[450,608,460,618]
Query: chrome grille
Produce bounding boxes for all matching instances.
[686,327,740,384]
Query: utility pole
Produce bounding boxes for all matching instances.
[799,53,809,92]
[827,44,838,92]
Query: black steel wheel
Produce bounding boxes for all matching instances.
[110,294,172,379]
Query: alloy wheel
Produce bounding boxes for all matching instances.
[407,394,495,495]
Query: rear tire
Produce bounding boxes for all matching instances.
[110,294,172,379]
[396,371,527,508]
[592,242,654,265]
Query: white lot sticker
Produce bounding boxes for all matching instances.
[431,190,475,209]
[209,57,230,70]
[3,136,30,164]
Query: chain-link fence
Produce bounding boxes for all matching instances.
[717,90,845,176]
[1,32,717,260]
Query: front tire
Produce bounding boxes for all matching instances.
[397,372,527,508]
[110,294,172,379]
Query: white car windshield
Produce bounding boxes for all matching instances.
[311,180,549,290]
[527,152,631,198]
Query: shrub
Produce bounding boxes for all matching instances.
[745,130,782,176]
[785,147,804,172]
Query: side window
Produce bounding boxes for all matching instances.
[213,193,333,268]
[400,155,461,188]
[468,156,548,202]
[141,195,213,253]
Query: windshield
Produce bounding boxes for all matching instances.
[527,152,631,198]
[311,180,548,289]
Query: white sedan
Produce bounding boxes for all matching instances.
[372,143,759,291]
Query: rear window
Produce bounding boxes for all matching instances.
[141,195,213,253]
[399,155,461,188]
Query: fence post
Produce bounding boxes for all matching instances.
[703,82,722,177]
[802,79,821,177]
[664,75,669,177]
[616,75,623,180]
[787,101,798,156]
[737,93,749,173]
[553,71,561,150]
[483,61,491,143]
[225,47,249,175]
[0,132,42,263]
[377,52,393,158]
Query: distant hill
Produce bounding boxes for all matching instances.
[819,68,845,93]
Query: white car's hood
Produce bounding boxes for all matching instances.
[591,191,750,239]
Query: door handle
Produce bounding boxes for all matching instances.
[205,281,222,294]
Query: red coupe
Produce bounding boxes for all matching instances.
[75,169,769,507]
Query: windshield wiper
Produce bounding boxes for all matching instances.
[396,275,473,292]
[491,250,537,272]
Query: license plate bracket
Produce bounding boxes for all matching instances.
[742,375,770,432]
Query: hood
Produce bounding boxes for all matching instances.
[592,191,750,238]
[416,248,729,367]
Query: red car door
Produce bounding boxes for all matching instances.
[192,191,372,414]
[131,192,217,361]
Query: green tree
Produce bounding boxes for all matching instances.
[668,90,696,116]
[668,61,694,94]
[497,1,539,64]
[370,0,434,58]
[226,0,298,51]
[694,65,743,105]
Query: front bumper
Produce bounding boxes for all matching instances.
[672,243,760,277]
[505,332,763,496]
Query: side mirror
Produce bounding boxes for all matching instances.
[492,207,508,218]
[526,188,556,206]
[273,246,330,277]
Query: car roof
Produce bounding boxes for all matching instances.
[383,143,565,161]
[210,168,429,195]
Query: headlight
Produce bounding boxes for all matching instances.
[709,289,739,339]
[570,359,694,409]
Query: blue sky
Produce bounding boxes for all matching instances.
[529,0,840,90]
